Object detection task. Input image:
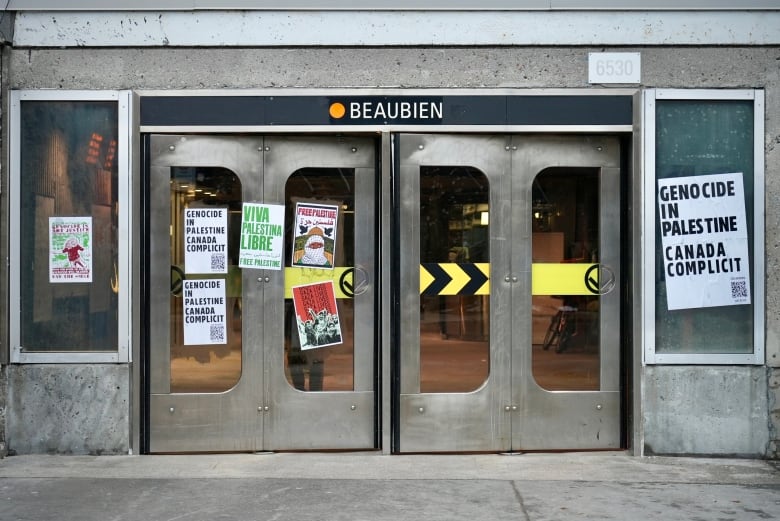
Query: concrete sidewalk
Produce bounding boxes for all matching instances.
[1,452,779,520]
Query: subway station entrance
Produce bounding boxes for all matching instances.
[145,131,625,453]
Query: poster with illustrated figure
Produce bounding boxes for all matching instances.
[49,216,92,283]
[291,202,338,270]
[291,281,342,350]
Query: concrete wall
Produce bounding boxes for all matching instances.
[0,36,10,459]
[643,366,770,457]
[6,365,129,455]
[770,368,780,458]
[4,47,778,91]
[2,45,779,456]
[0,367,7,458]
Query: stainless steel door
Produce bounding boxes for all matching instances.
[397,134,622,452]
[262,136,376,450]
[398,135,512,452]
[148,135,376,452]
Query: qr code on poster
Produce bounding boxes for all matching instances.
[210,253,226,272]
[210,324,225,343]
[730,280,748,299]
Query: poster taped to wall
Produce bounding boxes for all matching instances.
[291,202,338,269]
[183,278,227,345]
[238,202,285,270]
[184,207,228,274]
[292,281,343,350]
[49,216,92,283]
[657,172,751,310]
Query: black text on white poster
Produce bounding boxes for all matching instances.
[657,172,751,310]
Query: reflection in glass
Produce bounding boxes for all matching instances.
[169,167,243,393]
[654,100,754,354]
[284,169,356,392]
[20,101,119,351]
[531,168,600,391]
[419,166,490,393]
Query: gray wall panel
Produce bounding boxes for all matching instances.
[644,366,769,456]
[7,365,130,455]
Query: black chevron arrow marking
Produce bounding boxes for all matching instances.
[458,263,489,295]
[421,263,452,295]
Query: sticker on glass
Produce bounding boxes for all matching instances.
[657,172,751,310]
[238,202,285,270]
[183,278,227,345]
[292,281,342,350]
[184,207,228,274]
[292,202,338,270]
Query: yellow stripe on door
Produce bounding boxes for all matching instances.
[284,267,353,299]
[531,263,598,295]
[281,263,598,298]
[417,263,598,296]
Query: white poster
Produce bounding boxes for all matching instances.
[183,279,227,345]
[49,216,93,283]
[238,202,285,270]
[184,208,228,274]
[657,172,751,310]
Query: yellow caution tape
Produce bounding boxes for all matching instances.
[419,262,598,296]
[532,263,598,295]
[284,267,354,299]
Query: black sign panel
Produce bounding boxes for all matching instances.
[140,94,632,127]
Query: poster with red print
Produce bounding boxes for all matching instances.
[49,216,92,283]
[291,280,342,350]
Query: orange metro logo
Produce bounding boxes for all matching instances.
[329,102,347,119]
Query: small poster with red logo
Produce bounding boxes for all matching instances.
[292,202,338,270]
[291,281,342,350]
[49,216,92,283]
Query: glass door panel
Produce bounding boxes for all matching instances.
[419,166,490,393]
[531,167,601,391]
[169,166,244,393]
[284,168,356,393]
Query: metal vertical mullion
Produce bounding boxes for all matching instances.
[148,161,172,394]
[398,141,421,395]
[600,165,622,392]
[353,164,375,392]
[381,132,393,453]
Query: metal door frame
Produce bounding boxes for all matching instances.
[394,133,624,453]
[262,136,377,450]
[145,134,378,453]
[396,134,512,452]
[511,135,622,450]
[147,135,265,453]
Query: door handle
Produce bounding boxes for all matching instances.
[170,265,185,296]
[351,266,370,296]
[339,266,370,297]
[585,264,616,296]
